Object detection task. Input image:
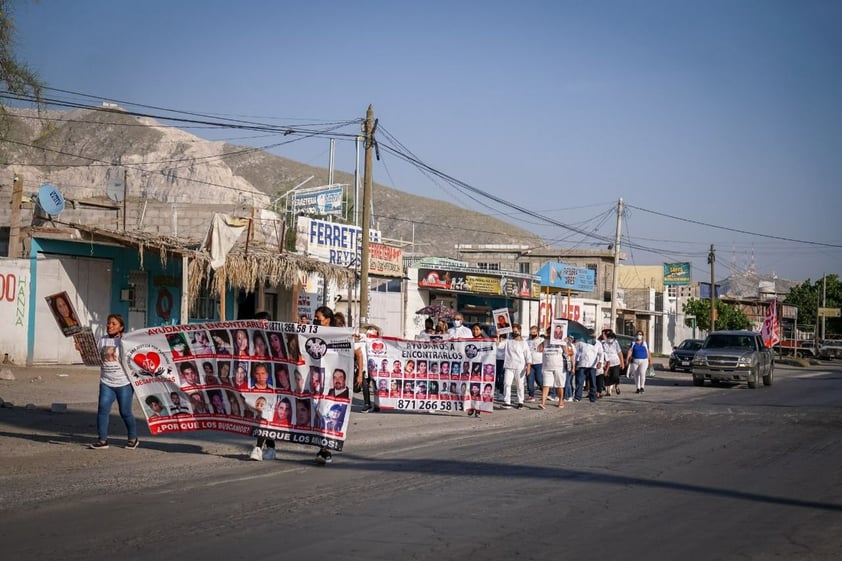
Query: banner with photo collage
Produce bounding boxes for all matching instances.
[366,336,497,414]
[121,320,354,451]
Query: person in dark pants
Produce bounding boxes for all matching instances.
[360,325,381,413]
[313,305,338,465]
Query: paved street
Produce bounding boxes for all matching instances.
[1,361,841,560]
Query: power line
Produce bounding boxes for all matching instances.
[626,203,842,249]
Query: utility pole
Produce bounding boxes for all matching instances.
[609,198,623,332]
[359,105,375,327]
[8,175,23,258]
[821,273,827,342]
[122,169,128,232]
[708,244,716,332]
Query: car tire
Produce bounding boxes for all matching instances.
[762,364,774,386]
[692,376,704,387]
[669,364,676,372]
[747,367,758,389]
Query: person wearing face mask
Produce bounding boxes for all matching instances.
[447,313,472,339]
[601,330,625,396]
[498,324,531,409]
[626,330,650,394]
[525,325,545,402]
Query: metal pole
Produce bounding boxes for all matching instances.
[328,138,335,185]
[609,198,623,332]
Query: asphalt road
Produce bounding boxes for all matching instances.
[1,363,841,560]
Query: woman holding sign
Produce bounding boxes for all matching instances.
[85,314,138,450]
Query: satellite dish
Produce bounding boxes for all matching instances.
[37,184,65,215]
[106,179,124,202]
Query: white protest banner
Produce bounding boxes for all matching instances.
[121,320,354,451]
[365,336,496,414]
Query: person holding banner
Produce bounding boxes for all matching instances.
[360,325,381,413]
[313,305,338,465]
[499,324,531,409]
[448,313,472,339]
[86,314,138,450]
[250,311,280,462]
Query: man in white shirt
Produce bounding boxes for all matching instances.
[499,324,531,409]
[447,313,472,339]
[525,325,545,402]
[574,334,603,403]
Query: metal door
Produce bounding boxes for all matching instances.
[128,270,148,332]
[34,255,112,364]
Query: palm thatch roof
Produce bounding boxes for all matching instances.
[31,223,356,301]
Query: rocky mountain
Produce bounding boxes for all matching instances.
[0,106,544,257]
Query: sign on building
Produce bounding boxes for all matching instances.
[295,216,383,269]
[663,262,692,286]
[290,184,345,216]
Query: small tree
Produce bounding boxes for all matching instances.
[784,275,841,336]
[682,298,751,332]
[0,0,43,99]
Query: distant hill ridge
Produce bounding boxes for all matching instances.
[0,107,543,257]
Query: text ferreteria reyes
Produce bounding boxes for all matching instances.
[400,342,463,360]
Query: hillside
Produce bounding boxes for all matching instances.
[0,107,544,258]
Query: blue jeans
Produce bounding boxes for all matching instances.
[563,369,575,400]
[526,364,543,397]
[96,382,137,441]
[574,367,598,402]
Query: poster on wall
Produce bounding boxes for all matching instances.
[45,291,83,337]
[121,320,355,451]
[366,335,497,414]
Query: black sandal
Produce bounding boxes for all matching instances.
[125,438,140,450]
[88,440,109,450]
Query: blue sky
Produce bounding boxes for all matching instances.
[10,0,842,283]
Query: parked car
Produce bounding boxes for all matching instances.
[691,330,774,388]
[669,339,705,372]
[614,334,635,356]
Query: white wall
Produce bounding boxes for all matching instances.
[0,259,31,364]
[403,270,427,338]
[33,256,112,364]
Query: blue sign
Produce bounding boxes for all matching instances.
[536,262,596,292]
[38,184,66,215]
[292,185,344,216]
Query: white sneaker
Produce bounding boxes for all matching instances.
[548,396,559,402]
[565,397,574,402]
[263,448,276,461]
[249,446,263,461]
